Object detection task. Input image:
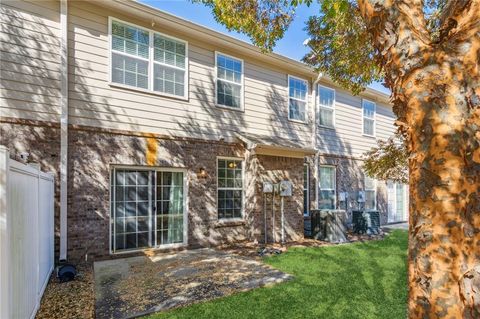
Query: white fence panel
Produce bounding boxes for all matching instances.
[0,146,55,319]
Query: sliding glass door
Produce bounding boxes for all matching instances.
[111,167,185,253]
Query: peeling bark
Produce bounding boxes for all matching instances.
[358,0,480,317]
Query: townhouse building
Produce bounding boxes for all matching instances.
[0,0,408,261]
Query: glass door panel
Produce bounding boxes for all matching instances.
[113,169,153,251]
[156,171,184,246]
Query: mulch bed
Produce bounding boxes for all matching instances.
[219,231,387,258]
[36,264,95,319]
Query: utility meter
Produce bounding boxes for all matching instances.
[339,192,348,202]
[262,182,273,193]
[279,180,292,197]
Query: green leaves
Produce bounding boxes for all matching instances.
[303,0,383,94]
[362,132,408,183]
[195,0,297,52]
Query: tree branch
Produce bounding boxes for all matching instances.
[436,0,472,42]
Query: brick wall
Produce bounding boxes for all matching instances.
[1,119,390,262]
[318,154,389,225]
[1,120,306,261]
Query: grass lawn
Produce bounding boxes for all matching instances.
[148,230,408,319]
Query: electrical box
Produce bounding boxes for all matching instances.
[279,180,292,197]
[339,192,348,202]
[357,191,365,203]
[262,182,273,193]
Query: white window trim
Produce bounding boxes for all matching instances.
[304,163,310,216]
[318,85,336,128]
[108,17,189,101]
[287,75,309,124]
[109,165,188,255]
[362,98,376,137]
[214,51,245,112]
[319,165,336,209]
[216,156,245,220]
[364,173,377,210]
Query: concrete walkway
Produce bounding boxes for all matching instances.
[382,222,408,231]
[94,248,292,319]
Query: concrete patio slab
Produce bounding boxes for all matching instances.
[382,222,408,231]
[94,248,292,319]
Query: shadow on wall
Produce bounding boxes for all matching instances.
[176,66,308,145]
[2,4,149,261]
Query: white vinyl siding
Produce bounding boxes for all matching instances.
[288,76,308,122]
[318,85,335,127]
[216,53,243,109]
[363,99,376,136]
[109,18,188,98]
[364,174,376,210]
[217,158,244,219]
[319,165,336,209]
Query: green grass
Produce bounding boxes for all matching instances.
[148,230,408,319]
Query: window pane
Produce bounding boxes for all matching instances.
[319,86,334,107]
[289,77,307,101]
[363,100,375,118]
[364,118,375,135]
[319,166,334,189]
[289,99,306,121]
[319,190,335,209]
[111,53,148,89]
[217,54,242,84]
[153,64,185,96]
[319,108,333,127]
[365,190,376,210]
[365,175,375,190]
[154,34,186,69]
[217,80,242,108]
[111,21,149,59]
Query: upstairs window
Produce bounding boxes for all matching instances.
[363,99,376,136]
[288,76,308,122]
[153,34,187,97]
[318,86,335,127]
[216,53,243,109]
[111,20,149,89]
[364,174,376,210]
[110,18,188,99]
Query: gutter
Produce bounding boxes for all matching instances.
[59,0,68,261]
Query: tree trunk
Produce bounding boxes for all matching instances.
[406,61,480,318]
[358,0,480,317]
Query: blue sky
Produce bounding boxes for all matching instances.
[140,0,389,94]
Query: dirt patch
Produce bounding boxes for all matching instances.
[36,264,95,319]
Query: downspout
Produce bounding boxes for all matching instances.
[312,73,323,209]
[59,0,68,261]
